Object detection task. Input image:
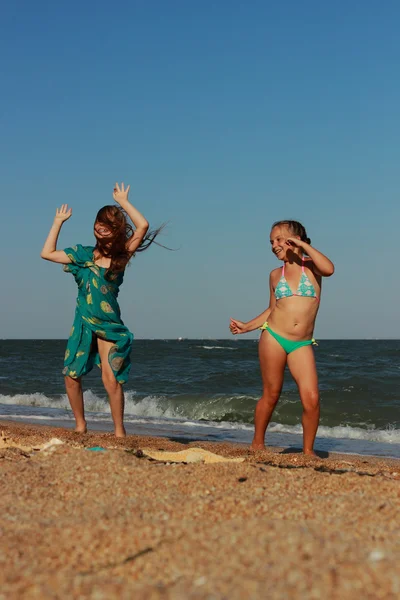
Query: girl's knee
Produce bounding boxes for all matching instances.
[65,376,81,389]
[301,390,320,411]
[260,389,281,408]
[102,372,119,392]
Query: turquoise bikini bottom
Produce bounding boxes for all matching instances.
[260,322,317,355]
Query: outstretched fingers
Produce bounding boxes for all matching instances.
[113,182,131,204]
[55,204,72,220]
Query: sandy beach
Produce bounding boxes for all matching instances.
[1,421,400,599]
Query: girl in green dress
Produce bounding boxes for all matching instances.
[41,183,158,437]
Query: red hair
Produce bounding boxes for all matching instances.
[94,205,163,278]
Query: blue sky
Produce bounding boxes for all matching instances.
[1,0,400,339]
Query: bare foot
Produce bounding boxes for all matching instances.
[303,449,317,457]
[114,427,126,438]
[74,422,87,434]
[250,442,265,452]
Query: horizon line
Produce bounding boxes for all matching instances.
[2,338,400,342]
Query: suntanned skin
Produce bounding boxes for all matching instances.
[230,225,334,455]
[41,183,149,437]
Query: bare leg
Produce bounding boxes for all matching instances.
[64,376,87,433]
[97,338,126,438]
[252,331,287,450]
[287,345,320,455]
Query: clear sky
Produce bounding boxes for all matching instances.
[1,0,400,339]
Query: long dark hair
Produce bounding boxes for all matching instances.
[272,220,311,245]
[94,205,164,278]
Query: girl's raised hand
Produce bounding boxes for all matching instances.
[285,237,305,248]
[113,182,130,205]
[55,204,72,223]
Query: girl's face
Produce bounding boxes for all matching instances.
[270,225,297,261]
[94,221,112,239]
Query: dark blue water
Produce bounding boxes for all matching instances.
[1,339,400,457]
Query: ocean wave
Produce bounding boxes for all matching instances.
[268,422,400,445]
[196,346,237,350]
[0,391,110,414]
[1,392,400,445]
[0,391,257,423]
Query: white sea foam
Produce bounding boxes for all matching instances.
[0,413,75,421]
[1,392,400,445]
[0,391,109,414]
[268,422,400,445]
[196,346,237,350]
[0,393,61,407]
[0,391,254,422]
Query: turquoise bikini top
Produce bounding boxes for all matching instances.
[275,258,319,302]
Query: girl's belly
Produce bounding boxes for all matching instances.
[268,298,319,340]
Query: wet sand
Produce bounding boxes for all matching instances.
[1,420,400,599]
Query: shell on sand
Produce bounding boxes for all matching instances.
[142,448,245,464]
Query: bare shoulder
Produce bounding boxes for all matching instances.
[270,267,282,286]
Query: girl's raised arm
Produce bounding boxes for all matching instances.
[41,205,72,264]
[286,237,334,277]
[112,182,149,254]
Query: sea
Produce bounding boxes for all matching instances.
[1,339,400,459]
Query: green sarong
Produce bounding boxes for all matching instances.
[62,244,133,384]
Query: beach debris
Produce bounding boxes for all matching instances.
[140,447,245,464]
[384,471,400,480]
[39,438,64,452]
[86,446,107,452]
[0,432,64,454]
[0,431,32,452]
[369,550,385,562]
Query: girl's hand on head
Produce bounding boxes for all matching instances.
[113,182,130,205]
[229,318,247,335]
[285,237,305,249]
[54,204,72,223]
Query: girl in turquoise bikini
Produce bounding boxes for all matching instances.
[41,183,159,437]
[230,221,334,455]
